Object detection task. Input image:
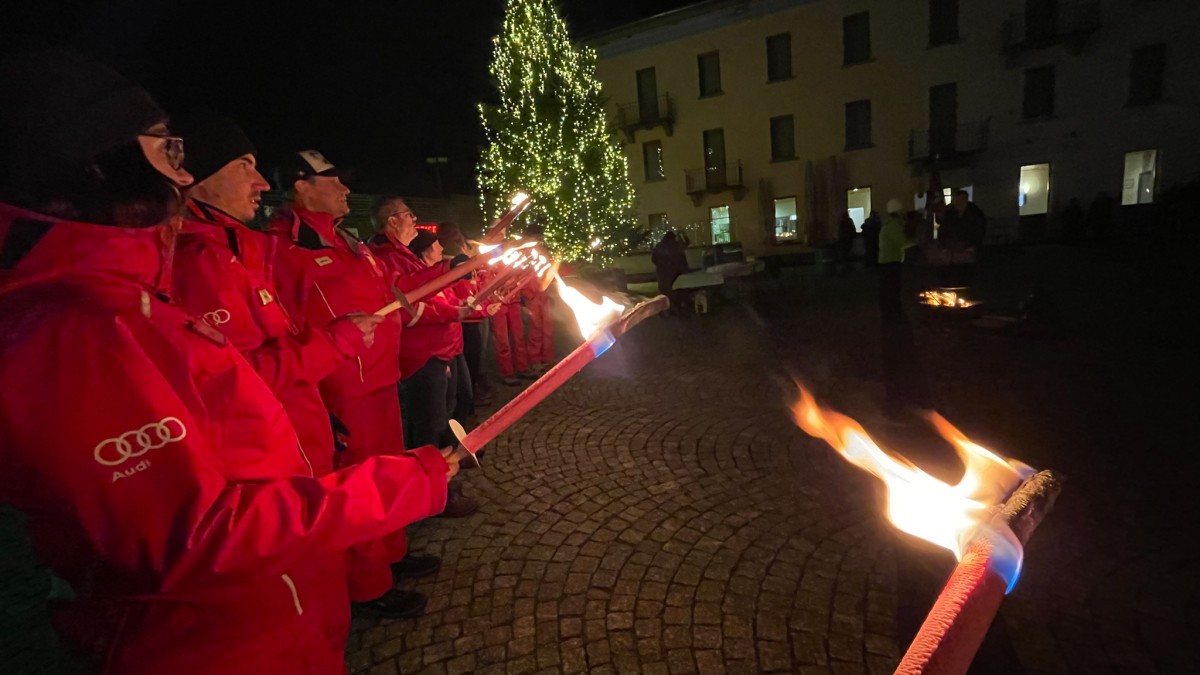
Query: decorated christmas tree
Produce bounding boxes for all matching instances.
[478,0,637,264]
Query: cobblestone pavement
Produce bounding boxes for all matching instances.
[346,307,904,675]
[4,242,1197,674]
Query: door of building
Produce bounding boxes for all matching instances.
[636,68,659,122]
[929,83,958,158]
[703,128,726,190]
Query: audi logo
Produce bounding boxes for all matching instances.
[203,309,231,326]
[93,417,188,467]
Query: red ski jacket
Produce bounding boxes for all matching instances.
[266,206,401,399]
[173,201,366,474]
[0,203,448,674]
[369,234,465,378]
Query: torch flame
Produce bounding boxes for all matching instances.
[511,191,530,207]
[487,240,538,266]
[553,274,625,338]
[791,386,1034,578]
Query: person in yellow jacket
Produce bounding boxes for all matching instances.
[878,199,916,324]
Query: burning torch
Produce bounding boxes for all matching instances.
[791,387,1064,675]
[374,192,534,317]
[450,281,669,462]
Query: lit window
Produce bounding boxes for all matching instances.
[1019,164,1050,216]
[1122,150,1157,205]
[710,205,731,244]
[774,197,798,240]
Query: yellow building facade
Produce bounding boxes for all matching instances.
[591,0,1200,262]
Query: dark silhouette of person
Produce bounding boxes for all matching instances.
[651,231,690,313]
[861,210,882,267]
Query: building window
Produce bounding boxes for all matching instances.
[848,187,872,232]
[766,33,792,81]
[1122,150,1158,205]
[774,197,798,241]
[698,51,722,97]
[1128,44,1166,105]
[642,141,665,182]
[1019,164,1051,216]
[845,100,872,150]
[1022,66,1055,119]
[710,205,731,244]
[843,12,871,65]
[770,115,796,162]
[929,0,959,46]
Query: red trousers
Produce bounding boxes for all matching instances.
[326,385,408,601]
[525,293,555,365]
[490,303,529,377]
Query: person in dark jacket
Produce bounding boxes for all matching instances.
[937,190,986,286]
[861,211,882,267]
[836,214,858,274]
[651,230,689,313]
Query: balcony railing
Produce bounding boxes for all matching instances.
[1002,0,1101,57]
[684,161,746,206]
[909,119,991,165]
[615,94,675,143]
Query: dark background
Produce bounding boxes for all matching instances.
[3,0,696,195]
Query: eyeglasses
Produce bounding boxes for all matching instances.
[140,132,186,171]
[385,209,416,221]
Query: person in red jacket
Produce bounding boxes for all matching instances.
[489,271,534,386]
[0,50,456,674]
[520,226,557,372]
[175,122,441,615]
[370,197,480,517]
[174,118,378,476]
[267,150,439,617]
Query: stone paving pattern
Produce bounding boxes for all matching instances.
[345,309,904,675]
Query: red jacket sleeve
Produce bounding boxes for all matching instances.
[0,308,448,592]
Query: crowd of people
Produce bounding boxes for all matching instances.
[0,50,555,673]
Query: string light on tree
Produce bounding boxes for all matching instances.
[478,0,638,264]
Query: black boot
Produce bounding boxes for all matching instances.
[353,589,427,619]
[391,553,442,580]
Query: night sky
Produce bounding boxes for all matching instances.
[3,0,696,195]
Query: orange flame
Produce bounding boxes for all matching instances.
[791,386,1033,559]
[919,289,978,308]
[487,240,538,266]
[553,274,624,338]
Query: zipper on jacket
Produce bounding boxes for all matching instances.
[295,439,315,477]
[281,574,303,616]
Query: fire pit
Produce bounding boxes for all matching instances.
[918,287,981,311]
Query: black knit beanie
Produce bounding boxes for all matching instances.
[407,230,438,258]
[0,50,166,189]
[182,118,257,185]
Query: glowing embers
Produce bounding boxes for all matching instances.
[919,287,980,309]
